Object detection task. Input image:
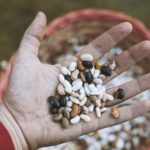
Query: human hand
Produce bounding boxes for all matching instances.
[0,12,150,150]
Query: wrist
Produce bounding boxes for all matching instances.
[0,103,29,150]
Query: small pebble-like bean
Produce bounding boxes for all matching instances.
[61,117,69,128]
[67,100,73,107]
[101,66,111,76]
[108,61,116,70]
[49,96,60,108]
[101,107,108,113]
[59,95,67,107]
[61,66,70,75]
[70,96,80,104]
[84,71,93,83]
[110,107,119,119]
[57,84,65,95]
[79,87,85,100]
[80,54,93,61]
[88,104,94,112]
[58,107,65,114]
[93,78,103,84]
[71,69,79,80]
[80,114,91,122]
[69,62,77,72]
[106,94,114,101]
[70,103,80,118]
[77,60,85,71]
[84,83,90,96]
[96,107,101,118]
[50,106,58,114]
[63,109,70,119]
[79,97,87,106]
[80,72,86,82]
[88,84,97,92]
[64,75,72,83]
[63,80,72,94]
[82,61,93,68]
[70,115,80,124]
[114,88,125,99]
[71,92,80,98]
[95,63,101,71]
[72,79,83,91]
[93,69,100,78]
[59,74,65,83]
[53,114,63,122]
[81,106,89,114]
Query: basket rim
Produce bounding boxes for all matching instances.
[44,9,150,40]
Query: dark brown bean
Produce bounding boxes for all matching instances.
[114,88,125,99]
[101,66,111,76]
[50,106,58,114]
[59,95,67,107]
[84,71,93,83]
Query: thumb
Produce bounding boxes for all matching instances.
[18,12,47,56]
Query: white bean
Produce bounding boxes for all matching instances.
[59,74,65,83]
[90,67,95,75]
[79,97,87,106]
[57,83,65,95]
[101,107,108,113]
[70,115,80,124]
[80,114,91,122]
[106,93,114,101]
[72,79,82,91]
[93,78,103,84]
[69,62,77,72]
[70,96,80,104]
[88,84,97,92]
[61,67,70,75]
[88,104,94,112]
[65,107,72,112]
[71,92,80,98]
[80,54,93,61]
[79,87,85,100]
[84,83,90,96]
[93,69,100,78]
[67,100,73,107]
[71,69,79,80]
[96,84,102,90]
[96,107,101,118]
[99,74,105,80]
[63,80,72,94]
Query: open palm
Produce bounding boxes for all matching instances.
[1,12,150,150]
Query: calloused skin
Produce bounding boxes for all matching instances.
[1,12,150,150]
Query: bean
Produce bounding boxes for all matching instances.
[95,63,101,71]
[96,107,101,118]
[70,96,80,104]
[63,109,70,119]
[101,66,111,76]
[65,75,72,84]
[58,107,65,114]
[88,104,94,112]
[59,95,67,107]
[80,72,86,82]
[84,71,93,83]
[114,88,125,99]
[81,106,89,114]
[61,117,70,128]
[70,103,80,118]
[108,61,116,70]
[53,114,63,122]
[70,115,80,124]
[71,69,79,80]
[72,79,83,92]
[106,94,114,101]
[69,62,77,72]
[80,114,91,122]
[93,69,100,78]
[77,60,85,71]
[80,54,93,61]
[79,97,87,106]
[48,96,60,108]
[82,61,93,68]
[57,84,65,95]
[110,107,119,119]
[50,106,58,114]
[61,67,70,75]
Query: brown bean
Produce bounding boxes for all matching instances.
[53,114,63,122]
[77,60,85,71]
[80,72,86,82]
[61,117,69,128]
[70,103,80,118]
[95,63,101,71]
[63,109,70,119]
[110,107,119,119]
[58,107,65,114]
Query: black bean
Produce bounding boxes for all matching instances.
[50,106,58,114]
[82,61,93,69]
[101,66,111,76]
[48,96,60,108]
[65,75,72,83]
[59,95,67,106]
[84,71,93,83]
[117,88,125,99]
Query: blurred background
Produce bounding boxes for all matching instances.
[1,1,150,150]
[0,0,150,62]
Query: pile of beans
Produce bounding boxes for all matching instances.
[48,53,123,128]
